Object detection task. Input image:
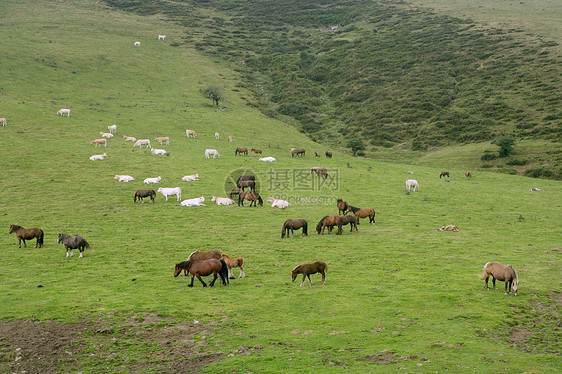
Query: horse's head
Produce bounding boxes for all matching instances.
[291,270,298,282]
[9,224,17,234]
[281,225,286,238]
[257,196,263,206]
[57,233,64,243]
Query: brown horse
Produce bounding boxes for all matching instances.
[281,219,308,238]
[290,148,306,157]
[236,175,255,185]
[230,188,242,199]
[9,225,44,248]
[134,189,156,203]
[346,206,375,225]
[188,250,223,261]
[336,199,349,215]
[57,233,94,258]
[174,259,229,287]
[440,171,450,179]
[238,192,263,207]
[311,167,328,179]
[291,261,327,286]
[314,152,321,157]
[339,215,358,233]
[479,262,519,296]
[465,171,472,179]
[251,148,262,155]
[235,147,248,156]
[315,215,342,235]
[238,180,256,192]
[221,253,246,279]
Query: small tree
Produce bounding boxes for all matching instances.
[496,136,516,157]
[201,86,224,106]
[347,139,365,156]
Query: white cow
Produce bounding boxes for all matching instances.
[150,148,168,155]
[0,118,6,126]
[108,125,117,134]
[212,196,235,205]
[115,175,135,182]
[215,132,220,140]
[205,149,220,159]
[100,131,114,138]
[158,35,166,40]
[90,139,107,148]
[180,196,205,207]
[134,41,140,47]
[405,179,419,194]
[133,139,151,148]
[89,153,107,161]
[144,176,162,184]
[122,135,137,142]
[57,109,70,117]
[157,187,182,201]
[267,197,290,209]
[182,174,200,181]
[259,157,276,162]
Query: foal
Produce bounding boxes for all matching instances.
[291,261,328,286]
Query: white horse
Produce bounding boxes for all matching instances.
[150,148,168,155]
[157,187,182,201]
[158,35,166,40]
[100,131,114,138]
[134,41,140,47]
[57,109,70,117]
[122,135,137,142]
[405,179,419,194]
[89,153,107,161]
[186,129,197,138]
[155,137,169,145]
[180,196,205,207]
[205,149,220,159]
[259,157,276,162]
[215,132,220,140]
[115,175,134,182]
[108,125,117,134]
[211,196,235,205]
[144,176,161,184]
[182,174,199,181]
[267,197,290,209]
[133,139,151,148]
[0,118,7,126]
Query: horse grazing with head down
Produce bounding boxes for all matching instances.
[290,148,306,157]
[174,259,229,287]
[57,233,94,258]
[338,215,358,233]
[281,219,308,238]
[9,225,44,248]
[440,171,450,179]
[220,253,246,279]
[465,171,472,179]
[134,189,156,203]
[479,262,519,296]
[316,216,342,235]
[291,261,327,286]
[238,192,263,207]
[235,147,248,156]
[346,206,375,225]
[336,199,349,215]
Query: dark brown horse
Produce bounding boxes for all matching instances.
[9,225,44,248]
[134,189,156,203]
[315,215,342,235]
[336,199,349,215]
[251,148,262,155]
[290,148,306,157]
[235,147,248,156]
[346,205,375,225]
[325,151,332,158]
[292,261,327,286]
[314,152,321,157]
[238,192,263,207]
[479,262,519,296]
[281,219,308,238]
[57,233,93,258]
[440,171,450,179]
[174,259,229,287]
[339,215,358,233]
[230,188,242,199]
[236,175,255,186]
[238,180,256,192]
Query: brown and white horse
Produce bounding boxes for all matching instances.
[479,262,519,296]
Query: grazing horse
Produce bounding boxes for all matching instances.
[238,192,263,207]
[57,233,93,258]
[290,148,306,157]
[465,171,472,179]
[182,249,223,276]
[479,262,519,296]
[9,225,44,248]
[281,219,308,238]
[338,215,358,232]
[251,149,262,155]
[325,151,332,158]
[314,152,321,157]
[336,199,349,215]
[346,206,375,225]
[235,147,248,156]
[437,225,458,232]
[315,215,342,235]
[291,261,327,286]
[221,253,246,279]
[405,179,419,194]
[230,188,242,199]
[174,259,229,287]
[311,167,328,179]
[440,171,450,179]
[238,180,256,192]
[134,189,156,203]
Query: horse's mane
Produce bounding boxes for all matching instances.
[347,205,359,212]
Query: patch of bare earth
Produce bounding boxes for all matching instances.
[0,313,224,373]
[359,350,430,366]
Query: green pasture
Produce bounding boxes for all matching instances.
[0,1,560,372]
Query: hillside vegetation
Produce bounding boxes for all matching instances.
[0,0,561,373]
[103,0,561,179]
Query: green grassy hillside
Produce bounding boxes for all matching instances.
[0,1,561,373]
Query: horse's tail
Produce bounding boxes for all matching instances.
[220,259,229,284]
[38,230,44,246]
[258,196,263,206]
[478,263,490,280]
[303,222,308,235]
[85,240,95,253]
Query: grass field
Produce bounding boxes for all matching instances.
[0,0,561,372]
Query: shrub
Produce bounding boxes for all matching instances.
[481,153,497,161]
[524,167,555,179]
